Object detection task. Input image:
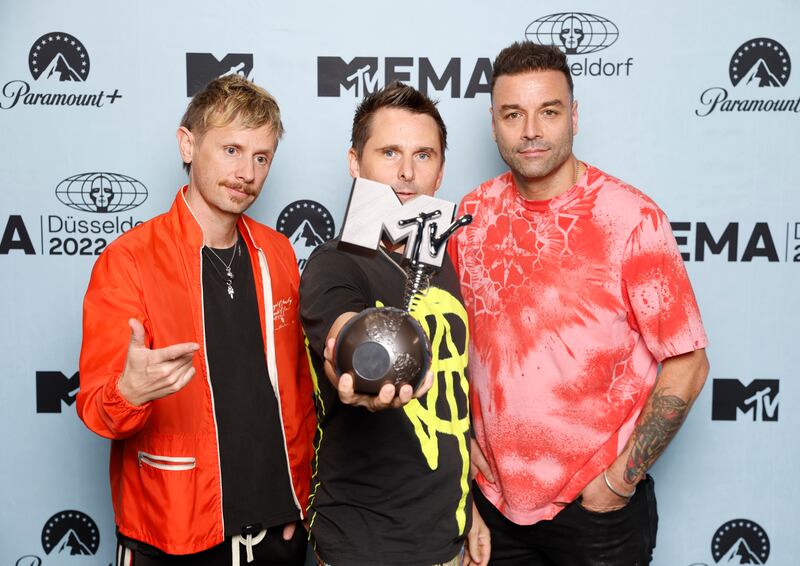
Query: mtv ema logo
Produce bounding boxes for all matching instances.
[16,510,100,564]
[712,379,779,422]
[29,32,89,82]
[276,200,335,271]
[1,32,123,110]
[55,172,148,213]
[186,53,254,96]
[696,37,798,116]
[525,12,618,54]
[711,519,770,564]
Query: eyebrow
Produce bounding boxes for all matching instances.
[499,99,566,111]
[377,144,438,155]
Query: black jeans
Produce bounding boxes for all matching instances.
[473,477,658,566]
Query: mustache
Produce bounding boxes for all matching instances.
[223,182,256,195]
[516,141,551,151]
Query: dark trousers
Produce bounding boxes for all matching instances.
[116,527,307,566]
[473,477,658,566]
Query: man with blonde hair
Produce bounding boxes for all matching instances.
[78,75,314,565]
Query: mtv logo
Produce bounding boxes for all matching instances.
[186,53,254,96]
[712,378,779,421]
[36,371,79,413]
[339,178,461,268]
[317,57,379,97]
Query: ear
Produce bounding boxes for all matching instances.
[489,105,497,143]
[571,99,579,136]
[347,147,360,178]
[176,126,195,167]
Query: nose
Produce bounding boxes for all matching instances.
[521,115,542,141]
[236,156,256,184]
[398,154,415,182]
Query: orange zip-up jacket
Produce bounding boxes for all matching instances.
[77,187,315,555]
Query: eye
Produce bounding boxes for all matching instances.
[225,146,237,155]
[416,152,431,161]
[383,149,396,158]
[542,108,559,117]
[255,155,269,166]
[505,111,521,120]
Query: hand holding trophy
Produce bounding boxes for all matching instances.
[333,178,472,395]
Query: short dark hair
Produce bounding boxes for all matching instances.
[351,81,447,161]
[491,41,573,99]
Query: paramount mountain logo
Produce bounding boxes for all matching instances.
[29,32,89,82]
[276,200,335,271]
[696,37,799,116]
[711,519,770,564]
[41,510,99,556]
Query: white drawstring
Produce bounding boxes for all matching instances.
[231,528,267,566]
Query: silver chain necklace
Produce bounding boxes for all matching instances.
[204,240,239,299]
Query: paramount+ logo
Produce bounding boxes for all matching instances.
[696,37,799,117]
[1,32,123,110]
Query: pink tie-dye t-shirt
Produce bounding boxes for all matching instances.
[451,166,707,525]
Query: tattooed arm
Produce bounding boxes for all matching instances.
[579,349,709,512]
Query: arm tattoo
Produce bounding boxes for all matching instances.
[624,389,688,484]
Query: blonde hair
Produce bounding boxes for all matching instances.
[180,75,284,172]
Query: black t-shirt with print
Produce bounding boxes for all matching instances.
[300,239,471,566]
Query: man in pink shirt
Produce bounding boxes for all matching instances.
[449,41,709,565]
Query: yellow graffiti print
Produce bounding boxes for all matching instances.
[402,287,471,535]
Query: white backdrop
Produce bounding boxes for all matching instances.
[1,1,798,565]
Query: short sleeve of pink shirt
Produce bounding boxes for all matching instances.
[621,207,708,362]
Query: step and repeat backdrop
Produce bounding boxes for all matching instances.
[1,1,797,564]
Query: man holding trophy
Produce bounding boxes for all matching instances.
[299,82,489,566]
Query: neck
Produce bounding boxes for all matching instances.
[185,185,240,248]
[514,155,582,201]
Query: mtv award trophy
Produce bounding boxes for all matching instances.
[333,178,472,394]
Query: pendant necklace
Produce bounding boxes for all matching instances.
[204,240,239,299]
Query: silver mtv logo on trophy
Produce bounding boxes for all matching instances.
[333,178,472,394]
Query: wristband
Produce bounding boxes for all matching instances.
[603,469,636,499]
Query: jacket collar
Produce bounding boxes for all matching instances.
[169,185,262,251]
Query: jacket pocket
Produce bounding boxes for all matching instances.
[137,451,196,471]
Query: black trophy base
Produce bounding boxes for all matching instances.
[334,307,431,395]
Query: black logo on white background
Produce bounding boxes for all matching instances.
[36,371,79,414]
[696,37,798,116]
[670,221,800,263]
[276,200,335,270]
[2,32,122,110]
[712,379,779,422]
[711,519,769,563]
[317,56,493,98]
[525,12,619,54]
[41,510,99,556]
[729,38,790,88]
[186,53,254,96]
[28,32,89,82]
[55,172,148,213]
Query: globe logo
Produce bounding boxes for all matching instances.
[525,13,619,55]
[55,172,148,213]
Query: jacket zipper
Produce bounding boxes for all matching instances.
[137,451,196,471]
